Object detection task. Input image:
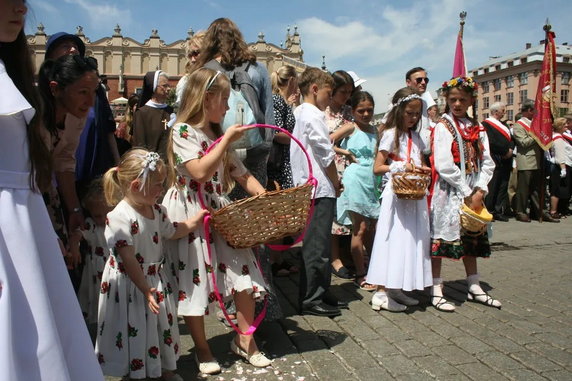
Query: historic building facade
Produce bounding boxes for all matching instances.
[27,24,306,103]
[470,42,572,121]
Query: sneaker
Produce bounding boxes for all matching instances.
[387,289,419,306]
[230,338,272,368]
[194,353,221,375]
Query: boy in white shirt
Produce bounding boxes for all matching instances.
[290,67,343,317]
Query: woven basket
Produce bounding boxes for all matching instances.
[202,124,314,249]
[392,172,431,200]
[459,204,492,236]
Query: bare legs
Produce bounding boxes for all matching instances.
[349,212,375,286]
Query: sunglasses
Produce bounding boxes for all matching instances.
[189,49,201,58]
[415,77,429,84]
[72,54,98,71]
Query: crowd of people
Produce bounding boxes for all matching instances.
[2,1,572,380]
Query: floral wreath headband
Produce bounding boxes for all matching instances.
[441,76,478,94]
[137,152,161,191]
[395,94,422,106]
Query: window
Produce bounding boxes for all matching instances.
[484,68,489,74]
[519,72,528,85]
[562,89,570,103]
[507,92,514,105]
[507,75,514,88]
[482,81,489,93]
[508,61,514,68]
[519,89,528,103]
[494,78,502,91]
[562,72,571,85]
[495,65,501,71]
[507,109,514,121]
[483,97,490,109]
[521,57,527,64]
[494,95,501,102]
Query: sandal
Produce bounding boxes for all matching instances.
[467,290,502,309]
[431,295,455,312]
[549,211,561,219]
[354,275,376,292]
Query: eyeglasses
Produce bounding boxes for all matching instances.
[188,49,201,58]
[415,77,429,84]
[72,54,98,71]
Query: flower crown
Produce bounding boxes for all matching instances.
[395,94,422,106]
[441,76,478,93]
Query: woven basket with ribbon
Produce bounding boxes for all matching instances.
[391,131,431,200]
[199,124,316,249]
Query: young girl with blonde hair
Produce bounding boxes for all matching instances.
[96,149,206,380]
[163,68,271,372]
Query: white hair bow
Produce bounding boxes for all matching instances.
[138,152,160,192]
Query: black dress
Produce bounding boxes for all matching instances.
[267,94,295,190]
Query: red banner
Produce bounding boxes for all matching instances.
[452,33,467,78]
[530,30,557,150]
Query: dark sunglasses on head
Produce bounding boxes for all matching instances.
[415,77,429,84]
[189,49,200,58]
[72,54,98,71]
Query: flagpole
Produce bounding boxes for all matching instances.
[538,20,551,223]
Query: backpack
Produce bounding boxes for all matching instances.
[204,59,265,150]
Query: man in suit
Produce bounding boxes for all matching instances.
[483,102,514,221]
[513,101,558,223]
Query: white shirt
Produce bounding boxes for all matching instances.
[290,103,336,198]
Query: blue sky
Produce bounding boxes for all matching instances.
[27,0,572,108]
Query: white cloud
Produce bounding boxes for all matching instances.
[62,0,133,34]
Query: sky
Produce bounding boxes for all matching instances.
[27,0,572,109]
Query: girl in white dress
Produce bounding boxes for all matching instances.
[163,68,271,371]
[96,149,206,380]
[0,1,104,380]
[429,77,499,312]
[77,179,112,325]
[367,88,432,312]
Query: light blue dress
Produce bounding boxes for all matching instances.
[337,127,380,225]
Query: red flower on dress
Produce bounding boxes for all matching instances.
[201,141,209,152]
[118,262,126,273]
[204,181,214,194]
[154,204,162,212]
[167,313,173,326]
[100,282,109,294]
[109,256,115,267]
[177,175,186,186]
[148,346,159,359]
[178,290,187,301]
[215,184,222,195]
[156,291,164,303]
[192,269,200,285]
[95,246,104,256]
[178,260,186,270]
[115,239,128,248]
[189,180,199,192]
[115,332,123,349]
[147,265,156,276]
[128,323,138,337]
[135,253,144,264]
[152,232,159,244]
[174,343,179,354]
[208,292,217,303]
[242,265,250,275]
[188,232,196,243]
[130,358,144,371]
[163,329,173,346]
[218,263,227,273]
[130,221,139,235]
[205,263,213,273]
[431,241,440,253]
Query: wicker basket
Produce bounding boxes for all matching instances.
[201,124,315,249]
[459,204,493,236]
[392,172,431,200]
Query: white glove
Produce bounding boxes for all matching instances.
[389,161,407,173]
[560,168,567,178]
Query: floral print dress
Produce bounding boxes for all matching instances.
[162,123,267,317]
[95,201,179,379]
[78,217,108,324]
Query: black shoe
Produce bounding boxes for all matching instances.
[322,294,349,310]
[331,265,353,279]
[542,213,560,223]
[301,302,341,317]
[493,214,509,222]
[515,213,531,222]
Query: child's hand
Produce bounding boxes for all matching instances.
[224,124,256,144]
[146,287,160,314]
[467,190,485,213]
[186,209,209,231]
[414,165,432,174]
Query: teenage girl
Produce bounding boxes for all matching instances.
[429,77,500,312]
[163,68,271,372]
[366,87,432,311]
[331,91,380,292]
[96,149,206,380]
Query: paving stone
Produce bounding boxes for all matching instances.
[456,362,508,380]
[412,354,464,378]
[378,354,425,376]
[503,368,551,381]
[510,351,563,373]
[475,351,524,371]
[543,369,572,381]
[449,335,494,354]
[525,342,572,368]
[394,339,433,358]
[431,344,477,366]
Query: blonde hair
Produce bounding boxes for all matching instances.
[167,68,235,193]
[271,65,297,95]
[185,31,206,74]
[553,117,567,132]
[103,148,172,206]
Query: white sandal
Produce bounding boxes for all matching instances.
[431,295,455,312]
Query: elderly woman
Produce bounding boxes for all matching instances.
[132,70,173,160]
[549,117,572,218]
[483,101,514,221]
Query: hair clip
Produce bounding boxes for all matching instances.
[206,70,222,90]
[137,152,160,191]
[395,94,422,106]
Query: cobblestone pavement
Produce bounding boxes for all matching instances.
[106,217,572,380]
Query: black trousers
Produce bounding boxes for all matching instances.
[485,158,512,215]
[299,197,335,310]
